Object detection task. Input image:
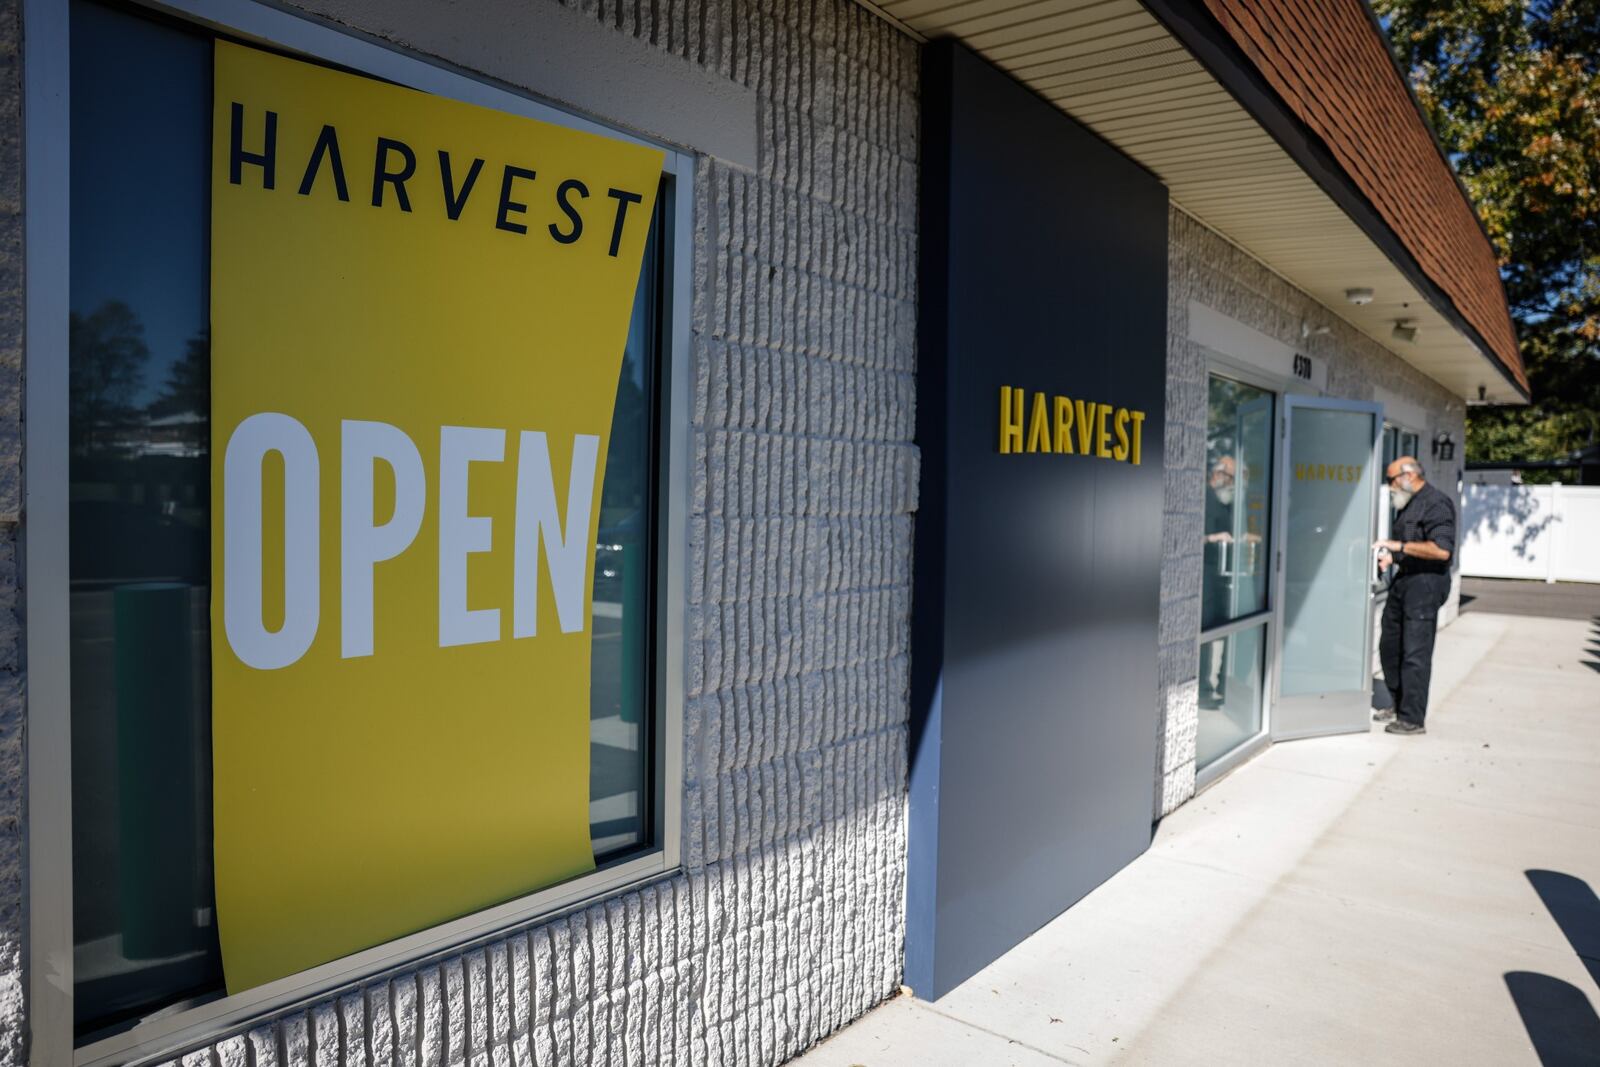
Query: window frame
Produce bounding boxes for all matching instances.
[1379,421,1423,548]
[1381,421,1423,469]
[1197,369,1278,632]
[1194,362,1280,787]
[24,1,692,1064]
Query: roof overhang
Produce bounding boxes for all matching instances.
[859,0,1529,404]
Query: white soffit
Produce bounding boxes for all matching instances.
[872,0,1522,404]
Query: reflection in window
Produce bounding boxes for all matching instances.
[1198,373,1275,771]
[588,202,662,857]
[1202,376,1274,630]
[1196,625,1266,767]
[69,3,218,1037]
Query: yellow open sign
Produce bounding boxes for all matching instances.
[209,40,662,993]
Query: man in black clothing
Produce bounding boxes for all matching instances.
[1202,455,1238,629]
[1200,455,1238,707]
[1373,457,1456,736]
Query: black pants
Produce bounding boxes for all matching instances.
[1379,573,1450,726]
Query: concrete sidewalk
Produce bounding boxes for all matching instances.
[794,610,1600,1066]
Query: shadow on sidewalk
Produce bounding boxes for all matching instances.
[1528,870,1600,988]
[1507,871,1600,1065]
[1504,973,1600,1066]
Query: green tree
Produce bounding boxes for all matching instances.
[1374,0,1600,475]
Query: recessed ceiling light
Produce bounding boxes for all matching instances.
[1391,320,1418,343]
[1345,288,1375,305]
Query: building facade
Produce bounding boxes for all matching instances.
[4,0,1524,1064]
[1158,207,1472,812]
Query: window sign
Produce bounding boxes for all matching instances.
[66,0,672,1039]
[209,40,662,993]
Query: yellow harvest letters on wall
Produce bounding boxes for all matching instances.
[210,41,663,993]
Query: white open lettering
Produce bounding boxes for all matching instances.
[223,412,321,670]
[221,416,600,669]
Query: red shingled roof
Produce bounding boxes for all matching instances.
[1201,0,1529,394]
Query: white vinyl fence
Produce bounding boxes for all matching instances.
[1460,483,1600,583]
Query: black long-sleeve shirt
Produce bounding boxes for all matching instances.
[1393,481,1455,578]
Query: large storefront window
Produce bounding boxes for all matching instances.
[1198,373,1274,770]
[67,0,670,1043]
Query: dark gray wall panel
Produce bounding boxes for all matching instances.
[907,40,1168,1000]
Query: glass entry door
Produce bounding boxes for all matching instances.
[1197,375,1274,773]
[1272,396,1383,739]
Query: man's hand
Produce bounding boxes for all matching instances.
[1375,539,1403,553]
[1375,546,1394,570]
[1206,531,1234,544]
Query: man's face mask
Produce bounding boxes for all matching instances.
[1213,483,1236,506]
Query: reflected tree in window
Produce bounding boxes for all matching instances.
[144,330,210,461]
[69,300,149,455]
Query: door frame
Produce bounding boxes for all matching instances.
[1193,359,1289,789]
[1269,394,1385,741]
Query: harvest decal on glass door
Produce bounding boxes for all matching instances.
[210,40,662,993]
[1294,463,1365,482]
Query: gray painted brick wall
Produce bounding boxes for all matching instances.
[5,0,917,1063]
[1157,207,1468,815]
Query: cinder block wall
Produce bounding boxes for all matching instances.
[1157,207,1467,814]
[3,0,919,1063]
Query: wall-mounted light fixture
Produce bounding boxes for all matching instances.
[1345,287,1375,305]
[1391,319,1418,343]
[1299,321,1332,340]
[1432,431,1455,462]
